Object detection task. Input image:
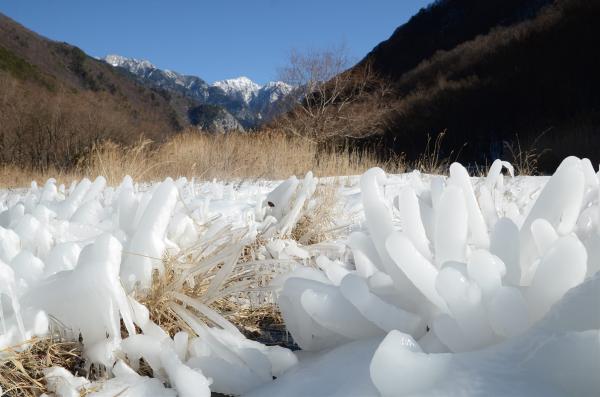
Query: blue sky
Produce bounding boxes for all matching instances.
[0,0,431,84]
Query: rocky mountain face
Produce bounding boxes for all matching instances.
[103,55,294,130]
[187,104,244,134]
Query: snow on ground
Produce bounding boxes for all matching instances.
[0,158,598,396]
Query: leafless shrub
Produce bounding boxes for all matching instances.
[276,45,393,142]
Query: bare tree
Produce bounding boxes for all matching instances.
[276,45,392,142]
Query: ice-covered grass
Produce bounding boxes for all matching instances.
[0,173,319,396]
[0,156,598,396]
[259,157,598,396]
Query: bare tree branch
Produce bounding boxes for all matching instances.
[275,45,393,142]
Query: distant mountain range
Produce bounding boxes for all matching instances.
[103,55,294,131]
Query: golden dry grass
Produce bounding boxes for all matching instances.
[503,132,549,176]
[0,336,83,397]
[134,222,278,340]
[291,182,342,245]
[0,165,79,189]
[89,131,407,184]
[1,130,407,188]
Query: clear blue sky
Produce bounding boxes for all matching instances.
[0,0,431,84]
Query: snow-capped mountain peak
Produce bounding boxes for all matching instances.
[212,76,262,104]
[103,54,156,75]
[261,81,294,100]
[102,54,296,128]
[213,76,262,90]
[102,54,210,94]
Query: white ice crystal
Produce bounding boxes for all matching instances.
[269,157,599,397]
[1,157,598,396]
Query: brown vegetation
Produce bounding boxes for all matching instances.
[0,336,83,397]
[0,131,407,188]
[0,71,174,171]
[275,46,393,142]
[3,0,599,182]
[0,12,187,177]
[261,0,600,174]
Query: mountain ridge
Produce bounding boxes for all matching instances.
[103,54,293,129]
[0,11,189,168]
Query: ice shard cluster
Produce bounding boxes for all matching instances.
[0,174,315,396]
[268,157,599,396]
[0,157,598,396]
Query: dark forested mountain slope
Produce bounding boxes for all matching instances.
[352,0,600,171]
[358,0,554,80]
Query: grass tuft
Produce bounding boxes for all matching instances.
[291,182,342,245]
[0,336,83,397]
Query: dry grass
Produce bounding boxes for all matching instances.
[412,131,462,174]
[1,130,407,188]
[0,164,79,189]
[0,336,83,397]
[0,129,454,392]
[291,182,342,244]
[81,139,159,186]
[137,260,197,338]
[0,157,342,392]
[503,132,550,176]
[229,305,292,347]
[126,130,404,183]
[134,221,286,341]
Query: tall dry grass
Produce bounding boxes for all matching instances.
[1,130,407,187]
[126,131,406,182]
[0,165,80,190]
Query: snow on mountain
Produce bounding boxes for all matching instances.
[212,76,262,105]
[262,81,294,100]
[210,77,294,122]
[102,54,210,99]
[255,81,294,108]
[104,54,156,77]
[102,54,295,128]
[213,78,293,104]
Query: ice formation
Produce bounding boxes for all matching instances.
[0,158,598,396]
[0,173,308,396]
[268,157,599,396]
